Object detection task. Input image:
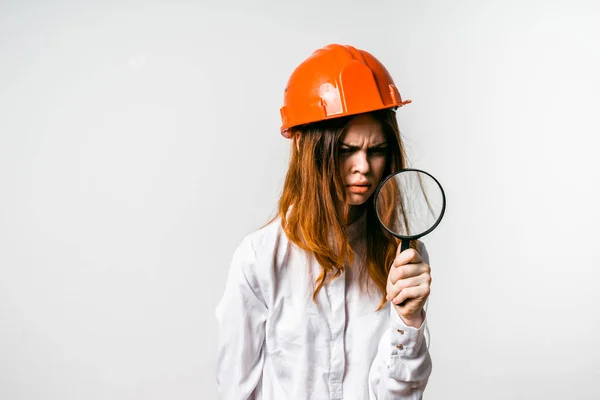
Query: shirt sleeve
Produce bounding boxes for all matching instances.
[215,237,268,399]
[367,242,433,399]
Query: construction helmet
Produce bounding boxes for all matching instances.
[279,44,411,138]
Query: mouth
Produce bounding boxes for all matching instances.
[346,184,371,194]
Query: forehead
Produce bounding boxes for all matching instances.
[341,114,385,144]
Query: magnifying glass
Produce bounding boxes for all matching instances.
[373,168,446,254]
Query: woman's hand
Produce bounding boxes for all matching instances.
[386,244,432,328]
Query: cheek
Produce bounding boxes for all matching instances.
[339,157,351,173]
[372,157,387,179]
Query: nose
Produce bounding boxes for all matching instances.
[352,151,370,174]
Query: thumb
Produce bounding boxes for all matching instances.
[396,240,423,264]
[396,239,411,256]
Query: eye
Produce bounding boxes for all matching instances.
[339,147,353,154]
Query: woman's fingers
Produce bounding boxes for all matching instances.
[388,261,431,285]
[386,275,420,301]
[386,273,431,301]
[386,245,432,319]
[392,283,431,306]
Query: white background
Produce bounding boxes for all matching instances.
[2,1,600,399]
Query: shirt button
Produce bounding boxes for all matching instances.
[397,329,404,334]
[396,344,404,350]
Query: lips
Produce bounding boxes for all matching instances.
[348,181,370,186]
[347,183,371,194]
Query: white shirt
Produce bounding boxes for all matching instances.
[215,212,432,399]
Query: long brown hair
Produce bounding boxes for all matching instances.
[271,109,410,309]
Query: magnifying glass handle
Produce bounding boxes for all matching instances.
[400,239,410,253]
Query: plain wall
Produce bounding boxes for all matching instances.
[1,0,599,399]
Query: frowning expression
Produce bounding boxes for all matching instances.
[338,114,388,206]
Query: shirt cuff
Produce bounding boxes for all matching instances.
[388,306,427,358]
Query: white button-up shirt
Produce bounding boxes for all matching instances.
[215,213,432,399]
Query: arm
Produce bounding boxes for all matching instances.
[368,242,433,399]
[215,237,268,399]
[368,308,431,399]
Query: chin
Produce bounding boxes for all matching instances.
[346,192,372,206]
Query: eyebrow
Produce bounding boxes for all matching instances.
[340,141,388,150]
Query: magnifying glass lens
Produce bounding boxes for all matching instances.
[375,170,445,240]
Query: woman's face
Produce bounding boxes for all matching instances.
[338,114,388,206]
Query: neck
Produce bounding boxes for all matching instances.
[346,205,366,226]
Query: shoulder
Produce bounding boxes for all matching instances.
[227,218,302,307]
[245,217,287,250]
[230,217,295,279]
[235,217,289,260]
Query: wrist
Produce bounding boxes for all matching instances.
[395,307,425,328]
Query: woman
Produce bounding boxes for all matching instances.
[216,44,433,399]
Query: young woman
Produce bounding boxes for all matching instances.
[216,44,433,399]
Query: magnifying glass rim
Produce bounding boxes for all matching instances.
[373,168,447,241]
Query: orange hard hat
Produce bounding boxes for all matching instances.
[279,44,411,138]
